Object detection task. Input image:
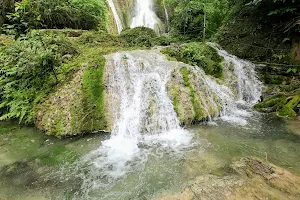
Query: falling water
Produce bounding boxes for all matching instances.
[163,0,170,32]
[209,43,262,124]
[75,47,262,198]
[131,0,163,32]
[214,45,262,104]
[108,0,123,34]
[75,50,193,199]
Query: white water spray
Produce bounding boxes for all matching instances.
[76,51,193,198]
[76,47,262,198]
[209,43,262,124]
[108,0,123,34]
[131,0,162,32]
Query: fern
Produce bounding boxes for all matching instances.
[0,30,77,124]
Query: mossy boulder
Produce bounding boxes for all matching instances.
[254,93,300,118]
[161,43,224,78]
[167,66,221,125]
[278,95,300,118]
[34,58,110,137]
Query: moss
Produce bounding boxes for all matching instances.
[263,75,292,85]
[277,95,300,118]
[81,56,107,131]
[255,92,300,117]
[172,87,180,115]
[162,43,224,78]
[147,100,155,117]
[55,117,65,137]
[181,67,203,121]
[254,94,287,112]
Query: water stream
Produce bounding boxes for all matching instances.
[74,48,261,198]
[0,49,299,200]
[107,0,123,34]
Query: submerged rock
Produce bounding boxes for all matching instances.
[156,157,300,200]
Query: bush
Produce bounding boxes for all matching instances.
[0,30,77,123]
[151,35,173,46]
[120,27,157,47]
[161,42,224,78]
[3,0,107,36]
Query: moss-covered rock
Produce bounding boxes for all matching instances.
[167,66,221,125]
[161,43,224,78]
[254,93,300,118]
[34,59,110,137]
[278,95,300,118]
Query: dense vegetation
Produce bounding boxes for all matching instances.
[1,0,107,36]
[165,0,230,39]
[0,31,77,123]
[0,0,299,130]
[0,26,171,125]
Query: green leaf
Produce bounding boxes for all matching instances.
[282,38,290,43]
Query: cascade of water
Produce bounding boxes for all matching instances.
[76,51,192,198]
[163,0,170,32]
[76,48,262,198]
[208,43,263,124]
[130,0,162,32]
[107,0,123,34]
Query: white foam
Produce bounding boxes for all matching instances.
[131,0,162,32]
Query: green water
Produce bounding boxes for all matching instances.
[0,113,299,200]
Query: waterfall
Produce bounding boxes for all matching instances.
[76,51,193,198]
[107,0,123,34]
[76,48,262,198]
[214,46,262,104]
[130,0,163,32]
[163,1,170,32]
[209,43,262,124]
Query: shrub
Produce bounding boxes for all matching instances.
[151,35,173,46]
[161,42,224,78]
[3,0,107,36]
[0,30,77,123]
[120,27,157,47]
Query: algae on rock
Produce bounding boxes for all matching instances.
[34,58,110,137]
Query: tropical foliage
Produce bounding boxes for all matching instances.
[165,0,230,38]
[0,31,77,123]
[2,0,107,35]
